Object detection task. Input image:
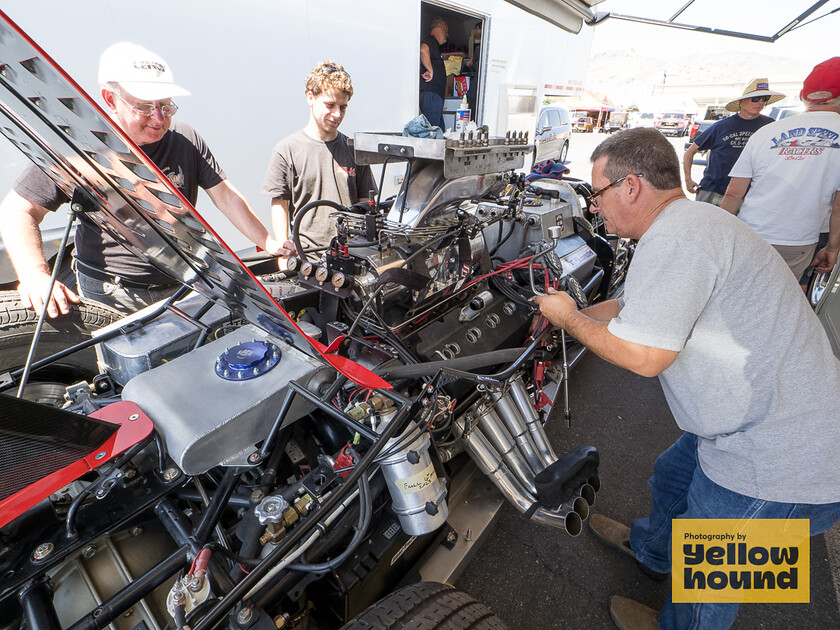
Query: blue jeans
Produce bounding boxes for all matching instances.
[76,269,180,315]
[629,432,840,630]
[419,90,444,130]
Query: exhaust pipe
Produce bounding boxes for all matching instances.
[508,374,558,463]
[457,418,586,537]
[475,404,538,495]
[489,390,547,472]
[575,482,596,507]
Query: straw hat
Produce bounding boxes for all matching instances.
[724,78,785,112]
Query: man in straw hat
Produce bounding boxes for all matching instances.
[722,58,840,281]
[0,42,286,317]
[683,78,783,207]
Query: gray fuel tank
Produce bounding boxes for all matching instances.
[121,325,322,474]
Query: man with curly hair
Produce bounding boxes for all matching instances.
[261,60,376,259]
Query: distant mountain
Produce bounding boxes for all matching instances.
[586,49,811,109]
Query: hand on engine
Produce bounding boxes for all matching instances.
[533,287,578,329]
[264,237,297,259]
[18,271,79,318]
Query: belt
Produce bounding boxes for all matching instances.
[73,258,178,291]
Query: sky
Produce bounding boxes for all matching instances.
[589,0,839,69]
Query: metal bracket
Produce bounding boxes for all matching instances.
[70,187,99,214]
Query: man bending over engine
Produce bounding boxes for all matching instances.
[261,60,376,262]
[0,42,285,317]
[534,127,840,630]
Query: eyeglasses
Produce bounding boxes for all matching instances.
[324,65,351,79]
[115,91,178,118]
[750,96,771,103]
[587,173,642,206]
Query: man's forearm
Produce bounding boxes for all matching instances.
[558,309,663,377]
[682,146,697,185]
[208,182,270,248]
[721,177,750,215]
[0,193,50,280]
[271,199,291,241]
[580,299,620,322]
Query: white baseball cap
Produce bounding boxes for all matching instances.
[98,42,190,100]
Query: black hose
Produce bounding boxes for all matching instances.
[286,473,372,573]
[489,220,516,257]
[291,199,346,262]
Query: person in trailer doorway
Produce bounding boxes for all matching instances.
[722,58,840,282]
[0,42,285,317]
[534,127,840,630]
[419,16,449,130]
[683,78,782,207]
[261,60,376,265]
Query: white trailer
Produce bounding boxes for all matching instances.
[0,0,595,267]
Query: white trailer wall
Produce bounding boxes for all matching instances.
[0,0,591,251]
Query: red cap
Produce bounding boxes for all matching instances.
[801,57,840,103]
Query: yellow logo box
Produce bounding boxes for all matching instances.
[672,519,809,603]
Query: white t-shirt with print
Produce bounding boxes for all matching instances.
[729,110,840,246]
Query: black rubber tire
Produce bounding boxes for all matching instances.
[558,140,569,164]
[0,290,123,404]
[340,582,508,630]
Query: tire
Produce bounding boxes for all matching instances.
[0,291,123,405]
[341,582,508,630]
[558,141,568,164]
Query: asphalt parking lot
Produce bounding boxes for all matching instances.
[455,131,840,628]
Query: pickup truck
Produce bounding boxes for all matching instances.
[573,116,594,132]
[655,112,691,137]
[607,111,628,133]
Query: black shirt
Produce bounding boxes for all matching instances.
[14,121,225,284]
[420,34,446,97]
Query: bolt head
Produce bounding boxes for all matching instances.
[162,468,180,482]
[247,452,261,464]
[82,545,97,559]
[237,607,253,624]
[128,413,139,421]
[32,543,54,561]
[94,451,107,460]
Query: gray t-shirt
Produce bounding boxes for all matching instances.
[608,198,840,504]
[261,130,377,249]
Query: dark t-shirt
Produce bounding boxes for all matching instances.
[261,130,377,249]
[14,121,225,284]
[695,114,773,195]
[420,34,446,97]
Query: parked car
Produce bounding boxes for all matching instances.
[655,112,691,136]
[634,112,657,128]
[607,111,629,133]
[769,104,806,120]
[535,104,572,162]
[684,119,717,149]
[573,116,594,132]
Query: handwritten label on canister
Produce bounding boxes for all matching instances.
[395,463,437,494]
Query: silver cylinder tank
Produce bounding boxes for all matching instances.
[378,422,448,536]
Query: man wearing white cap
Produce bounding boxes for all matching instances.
[683,78,782,207]
[0,42,286,316]
[722,58,840,281]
